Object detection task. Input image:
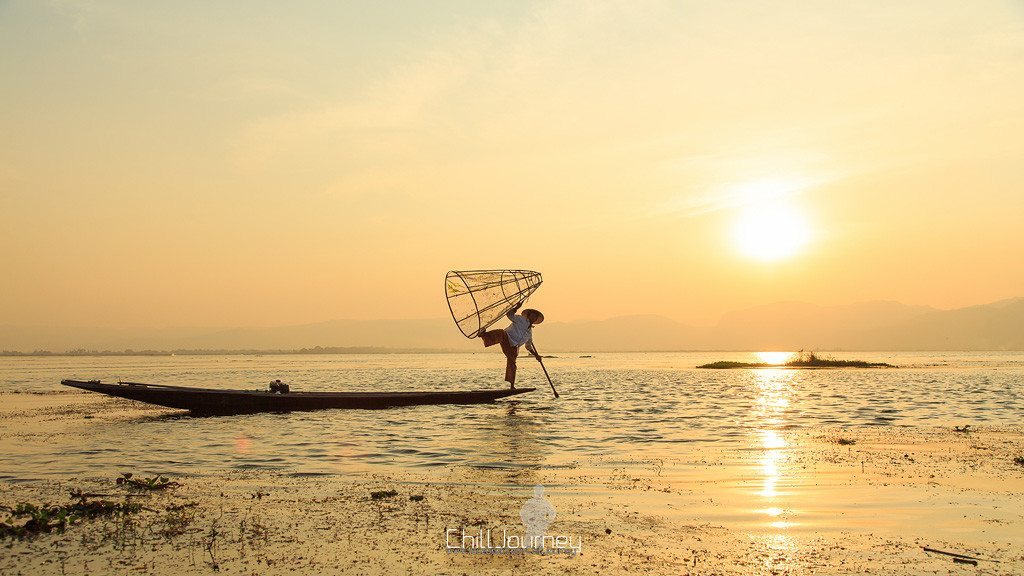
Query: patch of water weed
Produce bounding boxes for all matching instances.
[117,472,180,490]
[157,502,198,540]
[817,435,857,446]
[699,351,895,369]
[0,493,141,539]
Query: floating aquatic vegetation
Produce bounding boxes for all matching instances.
[116,472,180,490]
[0,494,141,539]
[698,351,895,369]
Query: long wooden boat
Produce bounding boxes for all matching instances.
[61,379,535,415]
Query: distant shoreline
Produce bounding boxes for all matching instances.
[2,348,1020,358]
[0,347,461,357]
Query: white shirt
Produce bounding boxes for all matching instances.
[504,315,534,348]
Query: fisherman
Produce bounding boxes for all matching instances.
[479,302,544,389]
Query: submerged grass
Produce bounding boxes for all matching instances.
[698,351,895,369]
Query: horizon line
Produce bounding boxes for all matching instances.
[2,294,1021,331]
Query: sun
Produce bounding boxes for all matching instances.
[732,202,811,262]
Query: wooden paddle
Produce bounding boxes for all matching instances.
[530,345,559,398]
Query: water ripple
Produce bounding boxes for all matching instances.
[0,352,1021,480]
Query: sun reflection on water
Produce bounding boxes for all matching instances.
[750,368,797,542]
[759,427,786,500]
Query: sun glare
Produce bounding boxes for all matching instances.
[732,202,811,262]
[756,351,794,365]
[724,178,814,262]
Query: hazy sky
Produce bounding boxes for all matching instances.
[2,1,1022,328]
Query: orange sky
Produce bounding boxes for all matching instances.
[1,1,1022,328]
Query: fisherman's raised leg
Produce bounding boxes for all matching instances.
[480,329,504,347]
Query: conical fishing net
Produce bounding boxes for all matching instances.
[445,270,543,338]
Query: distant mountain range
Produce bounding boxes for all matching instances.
[547,298,1023,351]
[2,298,1022,353]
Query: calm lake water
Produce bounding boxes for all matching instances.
[1,351,1021,482]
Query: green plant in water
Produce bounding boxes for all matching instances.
[1,494,141,539]
[116,472,180,490]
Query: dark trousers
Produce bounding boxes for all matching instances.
[481,329,518,385]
